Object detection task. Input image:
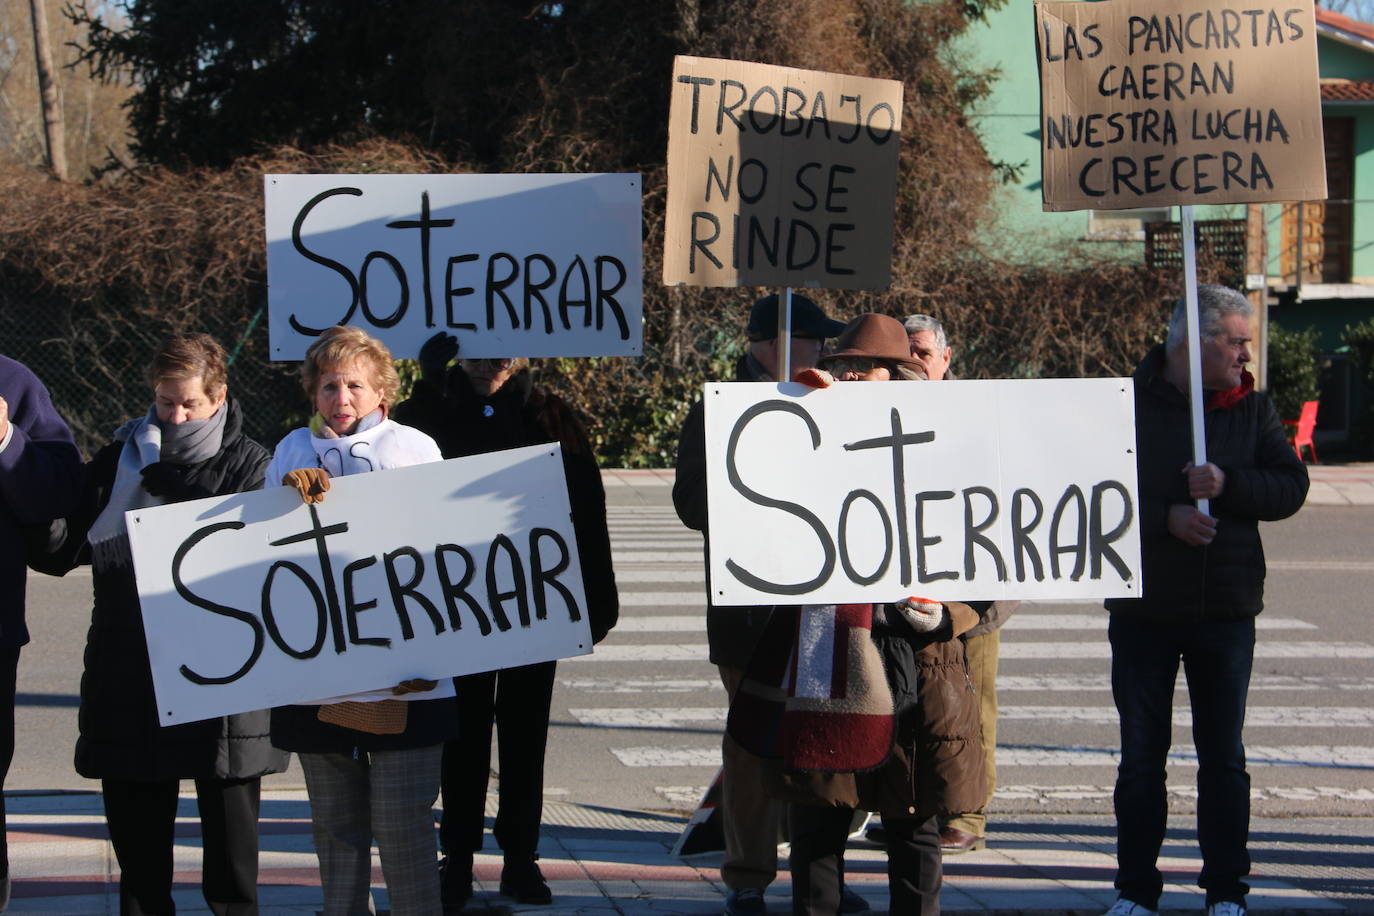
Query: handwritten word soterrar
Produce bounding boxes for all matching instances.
[287,187,631,340]
[721,400,1135,597]
[170,505,582,687]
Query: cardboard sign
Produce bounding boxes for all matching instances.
[265,173,644,359]
[663,56,903,289]
[704,379,1140,604]
[127,445,592,725]
[1036,0,1326,211]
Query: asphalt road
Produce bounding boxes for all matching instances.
[11,480,1374,825]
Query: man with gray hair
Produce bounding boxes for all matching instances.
[902,314,953,382]
[1101,285,1308,916]
[902,313,1014,856]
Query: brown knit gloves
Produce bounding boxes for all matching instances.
[283,467,330,503]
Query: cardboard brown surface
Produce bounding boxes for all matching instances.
[1036,0,1327,211]
[663,55,903,289]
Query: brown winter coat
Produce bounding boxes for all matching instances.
[757,602,987,820]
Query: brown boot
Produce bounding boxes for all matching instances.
[938,826,986,854]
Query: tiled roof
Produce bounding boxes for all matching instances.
[1321,78,1374,101]
[1316,6,1374,45]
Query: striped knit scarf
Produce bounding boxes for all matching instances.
[728,604,895,773]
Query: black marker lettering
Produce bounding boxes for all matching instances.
[529,527,582,623]
[342,556,389,647]
[724,401,836,594]
[173,522,264,685]
[384,546,445,639]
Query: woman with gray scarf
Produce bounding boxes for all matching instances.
[34,334,287,916]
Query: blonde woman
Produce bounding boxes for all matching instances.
[267,325,456,916]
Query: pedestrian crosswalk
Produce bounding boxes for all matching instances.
[556,501,1374,813]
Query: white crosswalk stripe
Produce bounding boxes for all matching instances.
[571,705,1374,729]
[1001,614,1318,630]
[569,644,708,662]
[617,592,706,606]
[611,611,1320,630]
[992,673,1374,692]
[612,569,708,582]
[577,641,1374,661]
[560,675,720,693]
[574,501,1374,811]
[609,744,1374,769]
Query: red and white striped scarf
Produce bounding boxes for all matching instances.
[729,604,895,773]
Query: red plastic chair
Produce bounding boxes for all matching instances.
[1283,400,1319,464]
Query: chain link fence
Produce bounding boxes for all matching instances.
[0,289,304,458]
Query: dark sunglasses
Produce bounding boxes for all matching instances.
[823,357,884,376]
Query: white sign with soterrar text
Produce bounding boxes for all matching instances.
[705,379,1141,605]
[128,445,591,725]
[266,173,644,359]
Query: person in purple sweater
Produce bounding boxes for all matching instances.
[0,355,81,910]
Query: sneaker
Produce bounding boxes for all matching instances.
[500,856,552,905]
[1103,899,1159,916]
[724,887,767,916]
[1208,902,1247,916]
[839,883,872,914]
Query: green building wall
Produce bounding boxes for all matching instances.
[961,2,1374,279]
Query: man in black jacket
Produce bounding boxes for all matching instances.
[1101,286,1308,916]
[0,357,81,911]
[673,294,854,916]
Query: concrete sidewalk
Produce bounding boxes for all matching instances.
[602,464,1374,508]
[1304,463,1374,506]
[6,789,1371,915]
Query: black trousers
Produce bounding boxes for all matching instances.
[789,804,941,916]
[101,776,263,916]
[0,646,19,880]
[440,660,556,860]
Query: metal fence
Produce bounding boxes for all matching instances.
[0,292,305,458]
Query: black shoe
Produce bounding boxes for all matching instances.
[839,883,871,914]
[440,854,474,912]
[500,856,552,905]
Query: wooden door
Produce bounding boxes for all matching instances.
[1282,117,1353,284]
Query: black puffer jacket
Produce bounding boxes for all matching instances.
[37,399,290,781]
[672,354,774,668]
[1105,346,1308,622]
[393,366,619,642]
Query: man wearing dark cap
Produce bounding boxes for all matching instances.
[739,293,847,382]
[673,294,867,916]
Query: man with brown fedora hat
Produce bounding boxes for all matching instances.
[811,312,927,382]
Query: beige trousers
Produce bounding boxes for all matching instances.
[717,664,784,890]
[942,628,1000,836]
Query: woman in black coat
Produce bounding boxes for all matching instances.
[36,334,288,916]
[392,333,619,908]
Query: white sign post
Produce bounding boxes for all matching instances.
[704,380,1141,605]
[265,173,644,360]
[1035,0,1327,511]
[128,444,592,725]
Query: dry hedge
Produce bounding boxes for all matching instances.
[0,136,1204,464]
[0,0,1222,462]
